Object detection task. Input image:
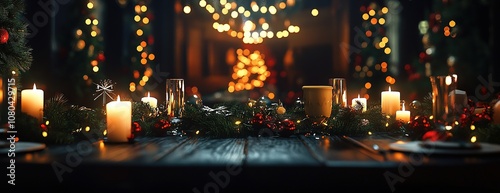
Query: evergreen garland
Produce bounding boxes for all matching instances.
[14,95,500,145]
[17,94,105,145]
[0,0,32,75]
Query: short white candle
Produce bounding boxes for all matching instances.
[381,86,400,116]
[106,95,132,143]
[396,103,411,123]
[21,84,44,122]
[141,92,157,108]
[351,94,367,112]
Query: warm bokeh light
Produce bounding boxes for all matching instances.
[368,9,376,16]
[87,2,94,9]
[187,0,302,44]
[183,5,191,14]
[228,49,269,92]
[362,13,369,20]
[311,9,319,16]
[449,20,456,27]
[136,29,144,36]
[381,7,388,14]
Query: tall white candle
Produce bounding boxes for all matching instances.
[141,92,157,108]
[21,84,44,122]
[351,94,367,112]
[396,103,411,123]
[381,86,400,116]
[106,95,132,143]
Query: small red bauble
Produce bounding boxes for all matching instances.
[0,28,9,44]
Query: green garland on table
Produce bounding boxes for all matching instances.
[13,94,500,145]
[17,94,106,144]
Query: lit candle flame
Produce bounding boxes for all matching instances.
[33,83,37,90]
[147,92,151,97]
[388,86,391,92]
[445,76,452,85]
[116,95,121,102]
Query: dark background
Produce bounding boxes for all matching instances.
[20,0,500,108]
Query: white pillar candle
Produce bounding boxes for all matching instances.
[106,95,132,143]
[21,84,44,122]
[351,94,367,112]
[141,92,157,108]
[396,103,411,123]
[381,86,400,116]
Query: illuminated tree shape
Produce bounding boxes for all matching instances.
[228,49,271,92]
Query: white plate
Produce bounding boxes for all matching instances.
[389,141,500,155]
[0,141,46,154]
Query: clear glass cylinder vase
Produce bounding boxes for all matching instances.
[429,75,458,127]
[166,79,185,118]
[329,78,347,108]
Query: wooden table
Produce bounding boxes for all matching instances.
[3,134,500,193]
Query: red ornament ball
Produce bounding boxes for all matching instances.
[151,119,172,137]
[40,123,48,131]
[132,121,142,133]
[277,119,296,137]
[155,119,171,130]
[409,115,433,140]
[422,130,451,141]
[251,113,265,125]
[97,52,105,62]
[0,28,8,44]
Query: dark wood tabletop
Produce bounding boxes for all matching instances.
[3,133,500,193]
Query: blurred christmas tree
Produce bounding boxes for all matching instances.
[350,2,394,102]
[127,0,157,95]
[405,0,491,100]
[65,0,107,103]
[0,0,33,78]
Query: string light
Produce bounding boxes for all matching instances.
[186,0,306,44]
[73,0,106,86]
[354,2,393,96]
[129,0,155,93]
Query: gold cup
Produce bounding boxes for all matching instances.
[302,85,333,124]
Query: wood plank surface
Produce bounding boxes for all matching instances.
[298,135,395,167]
[156,137,246,166]
[245,136,320,166]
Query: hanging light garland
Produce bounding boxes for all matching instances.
[353,2,392,100]
[75,0,106,86]
[184,0,303,44]
[129,0,155,93]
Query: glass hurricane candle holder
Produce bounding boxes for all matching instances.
[430,75,458,127]
[166,79,185,118]
[329,78,347,108]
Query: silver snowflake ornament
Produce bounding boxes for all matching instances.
[94,79,116,106]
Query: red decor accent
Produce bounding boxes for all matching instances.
[0,28,9,44]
